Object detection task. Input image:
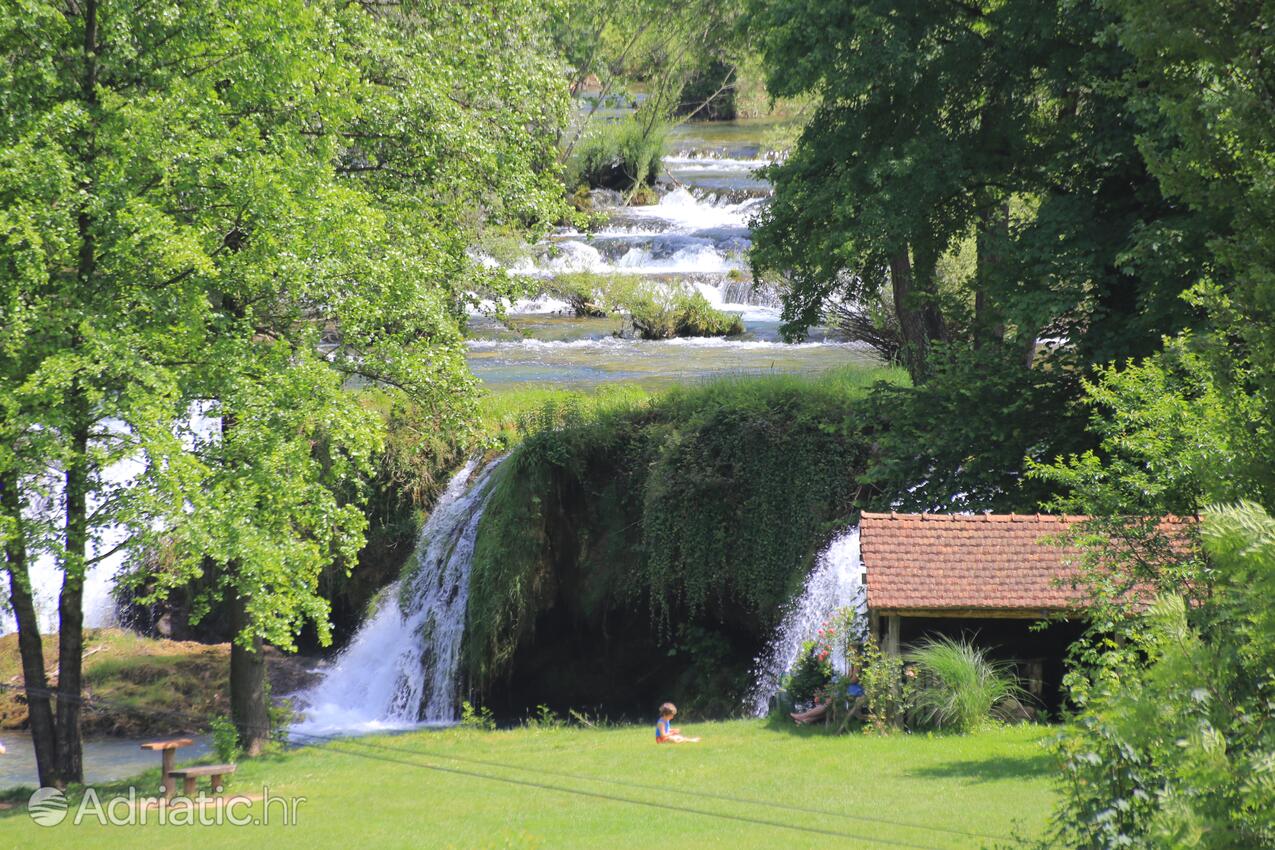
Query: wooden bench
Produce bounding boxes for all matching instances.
[167,764,237,798]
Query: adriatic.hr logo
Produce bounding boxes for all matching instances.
[28,787,69,826]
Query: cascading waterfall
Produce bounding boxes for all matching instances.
[295,456,505,734]
[746,527,865,716]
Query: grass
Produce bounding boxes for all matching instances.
[907,637,1030,734]
[0,720,1057,849]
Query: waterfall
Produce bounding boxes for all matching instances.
[295,456,505,734]
[746,527,865,716]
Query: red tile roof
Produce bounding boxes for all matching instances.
[860,512,1193,615]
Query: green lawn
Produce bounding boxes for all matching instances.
[2,720,1057,849]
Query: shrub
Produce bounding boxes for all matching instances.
[906,636,1027,733]
[523,704,565,730]
[209,714,242,763]
[785,640,833,709]
[543,275,743,338]
[852,635,913,734]
[1047,502,1275,848]
[567,115,668,191]
[460,700,496,731]
[547,272,615,318]
[624,288,744,340]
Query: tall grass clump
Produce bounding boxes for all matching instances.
[567,115,669,192]
[907,636,1027,733]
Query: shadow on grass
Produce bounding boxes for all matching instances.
[908,751,1054,784]
[757,710,864,737]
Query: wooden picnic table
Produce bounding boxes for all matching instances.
[140,738,194,798]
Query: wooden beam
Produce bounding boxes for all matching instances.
[885,615,901,656]
[873,607,1074,620]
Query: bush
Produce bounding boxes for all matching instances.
[460,700,496,731]
[785,640,833,709]
[906,636,1027,733]
[548,272,614,318]
[544,275,743,338]
[852,635,914,734]
[624,287,744,340]
[1047,502,1275,848]
[568,115,668,191]
[209,714,242,763]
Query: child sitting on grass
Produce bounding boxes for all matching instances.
[655,702,700,743]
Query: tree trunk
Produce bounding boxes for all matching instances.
[974,202,1009,350]
[228,586,270,755]
[50,0,101,788]
[56,409,89,785]
[889,248,945,383]
[1,474,61,788]
[889,252,928,382]
[910,239,947,344]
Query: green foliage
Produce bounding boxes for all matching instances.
[547,273,745,338]
[1108,0,1275,515]
[1030,338,1254,518]
[852,635,913,735]
[623,288,745,340]
[209,714,242,764]
[460,700,496,731]
[554,0,750,168]
[784,641,833,708]
[523,704,566,731]
[567,115,669,192]
[748,0,1204,372]
[463,370,878,696]
[861,344,1088,513]
[1048,503,1275,849]
[906,637,1027,734]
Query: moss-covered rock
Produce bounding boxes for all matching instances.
[461,371,882,717]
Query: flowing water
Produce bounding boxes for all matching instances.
[466,119,875,389]
[0,732,212,789]
[747,528,866,716]
[294,457,504,734]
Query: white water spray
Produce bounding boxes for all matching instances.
[747,527,865,716]
[295,456,504,734]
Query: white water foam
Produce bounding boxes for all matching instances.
[747,527,865,716]
[294,457,504,734]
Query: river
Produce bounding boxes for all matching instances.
[466,118,873,389]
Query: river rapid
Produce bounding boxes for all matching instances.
[466,119,873,389]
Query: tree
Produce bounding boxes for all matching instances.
[1,0,214,786]
[2,0,568,770]
[1111,0,1275,510]
[747,0,1206,382]
[554,0,748,186]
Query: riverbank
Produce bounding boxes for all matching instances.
[0,630,317,737]
[0,720,1058,848]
